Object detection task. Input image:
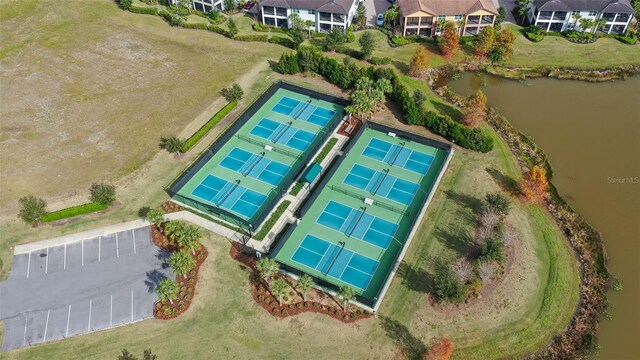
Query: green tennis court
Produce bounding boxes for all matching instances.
[272,124,450,304]
[168,82,345,227]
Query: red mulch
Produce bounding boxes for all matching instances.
[161,201,184,214]
[337,118,363,137]
[151,224,208,320]
[230,245,373,323]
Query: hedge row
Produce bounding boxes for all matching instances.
[129,6,158,15]
[181,21,208,30]
[234,34,269,42]
[313,137,338,164]
[184,101,237,151]
[42,202,108,223]
[252,23,288,33]
[278,47,493,152]
[254,200,291,240]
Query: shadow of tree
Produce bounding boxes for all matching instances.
[486,167,520,196]
[144,269,168,293]
[267,59,280,72]
[396,261,435,294]
[378,315,427,360]
[391,60,409,75]
[444,190,483,213]
[155,249,170,270]
[430,100,463,121]
[434,226,475,255]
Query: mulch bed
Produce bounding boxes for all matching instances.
[151,223,208,320]
[337,118,363,137]
[161,200,184,214]
[230,245,372,323]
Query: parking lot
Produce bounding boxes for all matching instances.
[0,227,172,351]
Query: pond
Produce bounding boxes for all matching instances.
[448,73,640,359]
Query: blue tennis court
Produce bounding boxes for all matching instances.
[343,164,419,205]
[250,118,316,152]
[316,201,399,249]
[272,96,336,127]
[362,138,434,175]
[191,175,267,218]
[291,235,379,290]
[219,147,290,186]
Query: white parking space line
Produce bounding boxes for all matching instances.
[26,252,31,279]
[116,233,119,258]
[81,239,84,266]
[110,296,113,327]
[87,300,92,331]
[65,305,71,337]
[98,236,101,262]
[43,309,51,342]
[132,230,137,254]
[130,291,134,322]
[22,314,28,346]
[45,247,49,274]
[64,244,67,270]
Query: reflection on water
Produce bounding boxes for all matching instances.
[448,74,640,360]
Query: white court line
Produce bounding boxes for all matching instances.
[130,291,134,322]
[65,305,71,337]
[132,230,136,254]
[98,236,101,262]
[81,239,84,266]
[22,314,28,346]
[63,244,67,270]
[116,233,119,258]
[26,252,31,278]
[110,296,113,327]
[87,300,92,331]
[43,309,50,342]
[45,247,49,274]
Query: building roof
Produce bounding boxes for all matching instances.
[398,0,498,17]
[534,0,634,12]
[260,0,357,14]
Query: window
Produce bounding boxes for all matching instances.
[275,7,287,16]
[420,16,433,25]
[481,15,494,24]
[292,8,300,13]
[308,10,315,15]
[407,16,419,26]
[588,11,597,16]
[467,15,480,24]
[437,16,445,21]
[454,14,463,20]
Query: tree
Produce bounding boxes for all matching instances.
[579,18,594,36]
[145,208,165,227]
[89,182,116,206]
[164,220,186,240]
[270,277,289,305]
[496,7,507,28]
[383,5,399,29]
[520,165,549,201]
[408,46,430,78]
[572,12,582,29]
[373,77,392,109]
[221,83,243,102]
[413,89,427,106]
[324,28,346,51]
[295,274,314,301]
[515,0,533,23]
[290,29,305,49]
[489,29,516,63]
[478,237,504,262]
[432,261,464,302]
[223,0,235,12]
[168,250,196,276]
[227,18,238,37]
[438,22,459,57]
[18,195,47,226]
[339,285,356,311]
[256,257,279,285]
[452,258,472,283]
[462,90,487,127]
[209,9,222,22]
[176,0,191,9]
[118,0,132,10]
[156,278,179,304]
[484,192,511,216]
[424,338,453,360]
[160,136,185,155]
[304,20,315,38]
[478,208,500,230]
[358,31,376,59]
[176,224,202,254]
[143,349,158,360]
[477,261,495,284]
[118,349,137,360]
[592,17,607,33]
[474,26,495,58]
[354,4,366,29]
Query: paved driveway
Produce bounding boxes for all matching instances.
[0,227,172,351]
[363,0,391,27]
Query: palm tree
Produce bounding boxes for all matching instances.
[373,78,393,110]
[256,257,279,285]
[164,220,186,240]
[572,12,582,30]
[578,18,593,36]
[270,277,289,305]
[295,274,314,301]
[304,20,315,38]
[160,136,185,156]
[145,208,165,227]
[168,250,196,276]
[592,17,607,33]
[339,285,356,311]
[176,224,201,255]
[155,279,179,304]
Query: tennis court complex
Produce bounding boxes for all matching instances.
[168,82,345,228]
[272,123,451,306]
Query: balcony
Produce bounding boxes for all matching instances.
[615,14,630,22]
[275,7,287,16]
[406,17,419,26]
[552,12,567,20]
[320,12,332,21]
[467,16,480,24]
[333,14,345,22]
[481,15,494,24]
[538,11,553,20]
[602,13,616,21]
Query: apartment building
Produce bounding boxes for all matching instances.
[397,0,498,36]
[258,0,360,32]
[527,0,634,33]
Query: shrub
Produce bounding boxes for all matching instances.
[296,303,302,308]
[289,182,304,196]
[18,195,47,225]
[268,36,297,49]
[118,0,132,10]
[369,56,391,65]
[272,308,280,314]
[159,10,183,26]
[304,302,310,308]
[478,237,505,262]
[335,310,341,316]
[221,83,243,102]
[89,183,116,206]
[42,202,108,222]
[129,6,158,15]
[432,261,465,302]
[523,25,545,42]
[234,34,269,42]
[208,9,222,23]
[282,309,288,315]
[181,22,208,30]
[208,25,231,38]
[616,34,637,44]
[145,208,165,226]
[254,200,291,240]
[484,192,511,216]
[390,36,411,46]
[183,101,237,151]
[313,137,338,164]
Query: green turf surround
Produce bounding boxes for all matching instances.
[169,82,345,228]
[272,124,450,304]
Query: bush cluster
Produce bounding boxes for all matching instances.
[208,24,232,38]
[183,101,237,151]
[129,6,158,15]
[180,21,208,30]
[267,36,297,49]
[368,56,391,65]
[276,47,493,152]
[252,23,288,33]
